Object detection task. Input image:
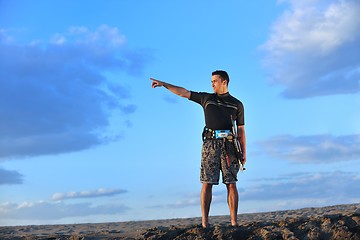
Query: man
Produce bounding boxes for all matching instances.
[150,70,246,228]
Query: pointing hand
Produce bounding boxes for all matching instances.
[150,78,164,88]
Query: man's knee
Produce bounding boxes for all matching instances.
[202,183,213,190]
[226,183,237,192]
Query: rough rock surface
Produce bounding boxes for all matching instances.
[1,203,359,240]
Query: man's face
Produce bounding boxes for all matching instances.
[211,75,226,93]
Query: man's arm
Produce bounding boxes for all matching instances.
[238,125,246,165]
[150,78,191,99]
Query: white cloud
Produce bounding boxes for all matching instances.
[0,25,152,160]
[0,187,129,223]
[50,33,66,45]
[67,25,126,48]
[262,0,360,98]
[0,200,129,221]
[51,188,127,201]
[241,171,360,203]
[257,134,360,163]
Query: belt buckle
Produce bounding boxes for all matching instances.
[214,130,230,139]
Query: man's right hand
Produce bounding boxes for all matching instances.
[149,78,190,99]
[150,78,164,88]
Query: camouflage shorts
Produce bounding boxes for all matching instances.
[200,139,240,185]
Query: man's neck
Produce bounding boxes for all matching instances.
[216,87,229,95]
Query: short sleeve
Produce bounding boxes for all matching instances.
[189,91,203,105]
[236,101,245,126]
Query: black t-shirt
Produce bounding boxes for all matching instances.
[189,91,244,130]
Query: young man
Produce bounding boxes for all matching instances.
[150,70,246,228]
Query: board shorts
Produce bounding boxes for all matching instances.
[200,139,240,185]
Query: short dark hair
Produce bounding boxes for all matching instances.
[212,70,230,85]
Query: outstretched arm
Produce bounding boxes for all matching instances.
[150,78,191,99]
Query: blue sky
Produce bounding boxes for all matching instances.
[1,0,360,226]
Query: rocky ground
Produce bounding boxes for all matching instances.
[1,203,359,239]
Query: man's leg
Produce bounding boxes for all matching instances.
[200,182,213,228]
[226,183,238,226]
